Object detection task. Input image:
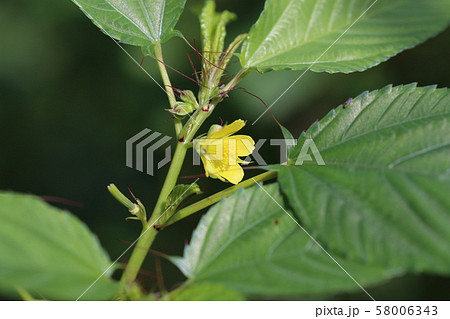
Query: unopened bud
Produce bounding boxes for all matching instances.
[166,102,197,119]
[179,90,198,105]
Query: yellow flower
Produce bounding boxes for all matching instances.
[194,119,255,184]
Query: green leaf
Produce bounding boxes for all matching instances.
[280,125,296,162]
[169,283,245,301]
[279,84,450,274]
[71,0,187,55]
[171,185,400,297]
[240,0,450,73]
[0,193,119,300]
[164,183,201,215]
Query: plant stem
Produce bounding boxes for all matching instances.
[119,225,158,287]
[167,170,277,224]
[119,43,254,291]
[120,42,192,285]
[154,42,176,107]
[120,108,217,287]
[154,42,182,136]
[120,142,188,286]
[150,143,189,221]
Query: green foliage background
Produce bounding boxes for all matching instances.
[1,0,449,299]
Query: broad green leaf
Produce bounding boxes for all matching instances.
[168,283,245,301]
[171,185,400,297]
[241,0,450,73]
[279,84,450,274]
[71,0,186,55]
[0,193,119,300]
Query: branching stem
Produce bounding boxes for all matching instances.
[119,41,253,293]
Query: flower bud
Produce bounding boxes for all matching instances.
[166,102,196,119]
[179,90,198,106]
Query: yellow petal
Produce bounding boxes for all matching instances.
[216,164,244,184]
[208,119,245,139]
[201,139,226,162]
[225,135,255,156]
[200,154,213,177]
[203,162,226,182]
[198,119,254,184]
[201,152,243,184]
[201,152,226,181]
[209,135,254,165]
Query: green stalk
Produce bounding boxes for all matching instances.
[120,142,188,286]
[120,104,216,287]
[150,143,189,221]
[119,43,254,291]
[154,42,182,136]
[167,170,277,224]
[120,44,191,287]
[119,226,158,287]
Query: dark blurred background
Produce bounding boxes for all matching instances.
[1,0,449,300]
